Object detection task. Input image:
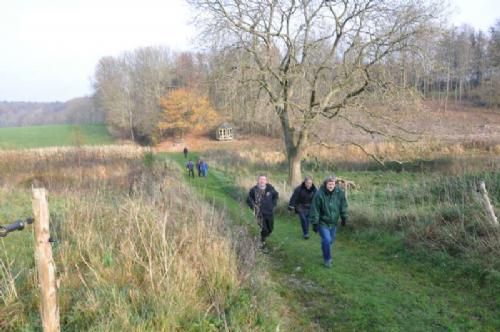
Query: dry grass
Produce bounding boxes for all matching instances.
[0,149,275,331]
[0,245,23,331]
[0,246,19,305]
[56,176,241,330]
[156,130,500,177]
[307,137,500,163]
[0,145,150,191]
[0,144,149,161]
[195,139,499,179]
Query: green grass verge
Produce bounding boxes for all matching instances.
[166,152,500,331]
[162,153,320,330]
[0,124,113,149]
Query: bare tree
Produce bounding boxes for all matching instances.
[471,30,487,88]
[207,49,282,137]
[126,47,174,142]
[188,0,443,184]
[93,56,135,140]
[93,47,174,143]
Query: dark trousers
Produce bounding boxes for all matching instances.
[259,214,274,242]
[188,169,195,178]
[298,209,310,236]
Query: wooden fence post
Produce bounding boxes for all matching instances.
[478,181,498,226]
[32,188,60,332]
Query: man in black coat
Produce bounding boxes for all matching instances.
[288,176,317,239]
[186,160,195,178]
[247,174,279,246]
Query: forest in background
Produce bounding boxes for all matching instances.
[0,97,103,128]
[3,20,500,143]
[92,20,500,144]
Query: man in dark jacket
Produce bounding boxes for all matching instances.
[183,147,188,159]
[288,176,317,239]
[247,174,279,246]
[309,175,348,267]
[196,159,202,177]
[186,160,195,178]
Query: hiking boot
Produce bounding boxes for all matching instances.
[323,260,332,268]
[303,234,310,240]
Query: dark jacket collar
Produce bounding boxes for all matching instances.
[301,182,316,192]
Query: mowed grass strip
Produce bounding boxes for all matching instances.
[0,124,113,149]
[167,151,500,331]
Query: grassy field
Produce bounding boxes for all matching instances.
[0,124,113,149]
[166,151,500,331]
[0,147,300,331]
[1,140,498,330]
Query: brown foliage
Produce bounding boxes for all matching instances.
[158,88,219,138]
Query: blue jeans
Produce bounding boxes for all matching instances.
[318,225,337,263]
[298,209,310,236]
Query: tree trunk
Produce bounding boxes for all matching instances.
[287,149,302,187]
[282,129,303,186]
[277,105,305,186]
[126,89,135,142]
[444,65,450,113]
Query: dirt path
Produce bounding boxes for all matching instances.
[154,134,282,153]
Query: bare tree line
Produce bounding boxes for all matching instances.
[91,2,500,184]
[386,20,500,110]
[187,0,447,184]
[206,17,500,136]
[0,97,103,127]
[92,47,208,144]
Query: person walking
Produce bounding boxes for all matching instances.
[183,147,188,159]
[288,176,317,239]
[309,175,348,268]
[201,160,209,177]
[186,160,195,178]
[196,159,202,177]
[247,174,279,247]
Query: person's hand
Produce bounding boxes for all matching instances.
[341,217,347,227]
[312,224,319,233]
[288,206,295,212]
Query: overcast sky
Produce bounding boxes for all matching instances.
[0,0,499,102]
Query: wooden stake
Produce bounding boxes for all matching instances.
[32,188,60,332]
[478,181,499,226]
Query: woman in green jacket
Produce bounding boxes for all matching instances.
[309,175,348,267]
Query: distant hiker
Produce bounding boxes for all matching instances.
[183,147,188,159]
[309,175,348,268]
[186,160,195,178]
[200,160,209,177]
[288,176,317,239]
[247,174,279,246]
[196,159,202,177]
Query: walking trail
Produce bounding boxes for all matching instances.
[166,152,499,331]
